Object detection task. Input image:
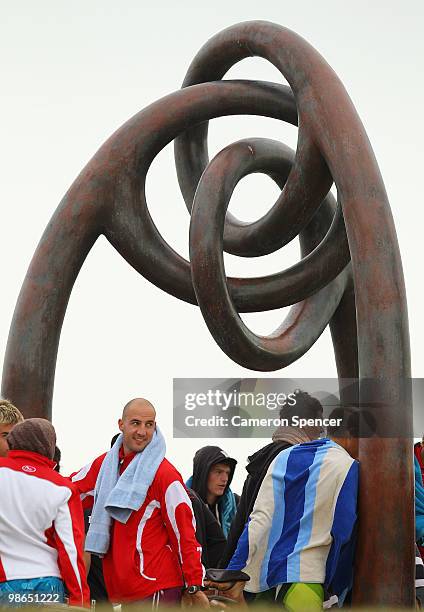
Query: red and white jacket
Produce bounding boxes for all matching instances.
[71,450,204,602]
[0,450,89,607]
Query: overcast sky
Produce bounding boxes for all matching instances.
[1,1,423,489]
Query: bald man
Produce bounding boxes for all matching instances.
[71,399,208,608]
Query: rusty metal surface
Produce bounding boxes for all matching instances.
[1,20,413,606]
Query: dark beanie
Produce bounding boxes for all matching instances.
[7,418,56,460]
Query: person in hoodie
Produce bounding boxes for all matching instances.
[219,390,324,568]
[187,446,240,542]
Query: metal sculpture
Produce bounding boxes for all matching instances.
[1,21,414,606]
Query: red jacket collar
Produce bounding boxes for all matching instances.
[7,449,56,469]
[118,444,137,474]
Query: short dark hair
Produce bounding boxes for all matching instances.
[279,390,323,421]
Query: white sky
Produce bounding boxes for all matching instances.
[1,1,423,491]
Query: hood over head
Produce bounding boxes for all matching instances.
[191,445,237,504]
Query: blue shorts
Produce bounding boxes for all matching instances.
[0,577,65,607]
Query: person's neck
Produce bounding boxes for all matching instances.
[122,443,135,457]
[206,492,218,506]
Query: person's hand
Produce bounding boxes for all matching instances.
[182,589,210,608]
[203,580,246,606]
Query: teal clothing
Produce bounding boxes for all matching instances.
[186,475,237,537]
[415,456,424,543]
[0,577,65,607]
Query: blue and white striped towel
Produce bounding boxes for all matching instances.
[228,438,359,599]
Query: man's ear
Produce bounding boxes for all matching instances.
[118,418,123,432]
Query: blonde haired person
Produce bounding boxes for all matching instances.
[0,399,24,457]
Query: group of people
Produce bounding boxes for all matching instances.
[0,393,422,610]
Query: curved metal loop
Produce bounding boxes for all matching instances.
[174,20,409,382]
[192,138,350,312]
[105,80,349,311]
[175,26,334,257]
[190,137,348,369]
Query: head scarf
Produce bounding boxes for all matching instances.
[7,418,56,459]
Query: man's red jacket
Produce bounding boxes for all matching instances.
[71,448,204,602]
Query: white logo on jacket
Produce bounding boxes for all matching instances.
[22,465,36,473]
